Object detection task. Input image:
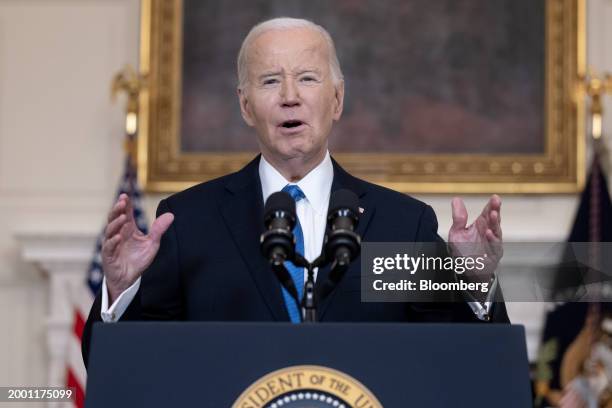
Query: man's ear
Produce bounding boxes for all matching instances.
[332,80,345,121]
[238,88,255,127]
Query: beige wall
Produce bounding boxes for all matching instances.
[0,0,611,387]
[0,0,140,388]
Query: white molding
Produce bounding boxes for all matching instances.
[15,230,96,405]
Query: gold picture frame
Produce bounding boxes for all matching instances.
[137,0,585,194]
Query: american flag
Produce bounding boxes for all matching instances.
[66,151,148,408]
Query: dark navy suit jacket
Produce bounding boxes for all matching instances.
[82,155,509,365]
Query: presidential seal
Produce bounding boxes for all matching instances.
[232,365,382,408]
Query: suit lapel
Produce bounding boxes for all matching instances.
[219,156,289,321]
[316,158,376,319]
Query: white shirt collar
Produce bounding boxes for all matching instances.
[259,151,333,215]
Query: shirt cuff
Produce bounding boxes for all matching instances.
[466,275,498,321]
[100,277,141,322]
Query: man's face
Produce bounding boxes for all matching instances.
[238,28,344,165]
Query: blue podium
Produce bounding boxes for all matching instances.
[85,322,530,407]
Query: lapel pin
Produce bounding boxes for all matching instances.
[359,207,365,214]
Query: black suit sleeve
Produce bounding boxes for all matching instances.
[407,205,510,324]
[81,198,184,368]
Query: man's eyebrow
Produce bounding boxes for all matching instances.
[258,71,282,80]
[295,68,322,75]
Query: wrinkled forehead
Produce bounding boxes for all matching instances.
[246,28,331,75]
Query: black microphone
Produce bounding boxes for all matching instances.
[260,191,302,310]
[260,191,296,265]
[324,189,361,266]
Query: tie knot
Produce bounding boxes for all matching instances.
[282,184,305,202]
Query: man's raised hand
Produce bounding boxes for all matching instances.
[448,194,503,281]
[102,194,174,303]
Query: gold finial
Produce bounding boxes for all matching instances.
[111,65,144,136]
[111,65,146,166]
[583,68,612,140]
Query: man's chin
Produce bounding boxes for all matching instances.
[277,145,323,162]
[260,137,326,164]
[269,140,309,157]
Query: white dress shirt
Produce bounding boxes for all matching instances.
[101,151,492,322]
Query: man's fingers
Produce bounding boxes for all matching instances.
[148,213,175,243]
[488,210,503,240]
[102,234,122,258]
[124,195,136,223]
[105,214,127,239]
[485,229,501,243]
[107,195,127,223]
[450,197,468,230]
[481,194,501,218]
[118,219,136,240]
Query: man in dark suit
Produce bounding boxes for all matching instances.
[83,17,508,365]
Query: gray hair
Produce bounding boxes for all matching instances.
[236,17,344,90]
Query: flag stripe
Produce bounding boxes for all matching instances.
[67,368,85,408]
[73,310,85,340]
[67,333,87,389]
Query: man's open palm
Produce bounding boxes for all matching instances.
[448,195,503,279]
[102,194,174,302]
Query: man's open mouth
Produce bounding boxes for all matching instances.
[280,120,304,129]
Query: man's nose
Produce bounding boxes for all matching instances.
[280,78,300,107]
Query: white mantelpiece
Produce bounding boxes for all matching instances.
[15,231,97,406]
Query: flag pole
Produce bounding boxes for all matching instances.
[582,69,612,327]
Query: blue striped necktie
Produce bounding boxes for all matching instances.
[281,184,305,323]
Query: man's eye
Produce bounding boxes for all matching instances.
[301,76,316,82]
[263,78,278,85]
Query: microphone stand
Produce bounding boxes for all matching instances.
[294,252,353,323]
[293,254,324,323]
[270,249,355,323]
[303,264,316,323]
[265,220,359,323]
[270,253,327,323]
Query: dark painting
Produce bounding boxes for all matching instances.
[180,0,544,154]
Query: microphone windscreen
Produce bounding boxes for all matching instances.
[264,191,296,219]
[329,189,359,215]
